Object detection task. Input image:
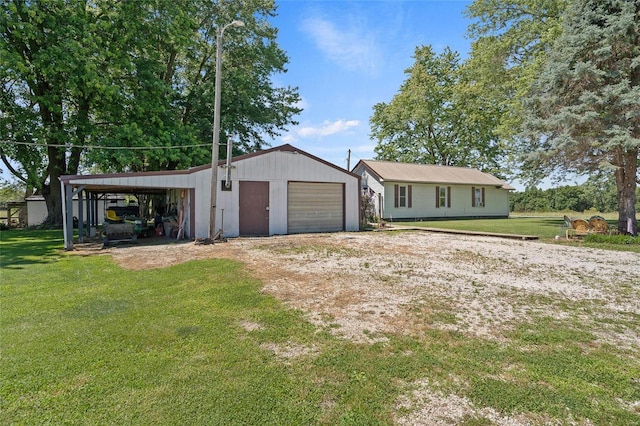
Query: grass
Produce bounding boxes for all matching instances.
[399,216,564,238]
[397,215,640,253]
[2,230,640,424]
[582,233,640,252]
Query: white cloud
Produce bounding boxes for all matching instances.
[301,17,381,75]
[281,133,297,143]
[277,119,360,144]
[298,119,360,138]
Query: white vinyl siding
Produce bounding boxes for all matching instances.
[382,183,509,219]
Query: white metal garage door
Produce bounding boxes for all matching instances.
[287,182,344,233]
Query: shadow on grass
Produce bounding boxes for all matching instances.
[0,229,64,269]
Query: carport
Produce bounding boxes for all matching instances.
[60,170,199,250]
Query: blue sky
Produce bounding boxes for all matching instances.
[265,0,473,169]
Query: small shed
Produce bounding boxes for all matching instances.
[26,194,125,227]
[60,144,360,249]
[352,160,513,221]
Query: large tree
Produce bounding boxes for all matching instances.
[0,0,301,226]
[370,45,503,173]
[521,0,639,235]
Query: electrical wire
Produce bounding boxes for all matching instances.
[4,141,212,150]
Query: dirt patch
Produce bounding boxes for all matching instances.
[259,342,319,364]
[395,379,559,426]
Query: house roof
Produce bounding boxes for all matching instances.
[355,160,514,190]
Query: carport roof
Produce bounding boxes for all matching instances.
[354,160,514,190]
[68,185,168,194]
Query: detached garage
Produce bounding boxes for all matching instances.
[60,144,360,249]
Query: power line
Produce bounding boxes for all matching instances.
[4,141,212,150]
[348,150,370,162]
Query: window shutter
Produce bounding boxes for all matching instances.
[471,186,476,207]
[481,188,485,207]
[435,186,440,208]
[408,185,412,208]
[447,186,451,208]
[394,184,399,208]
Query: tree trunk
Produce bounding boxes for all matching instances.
[615,148,638,235]
[42,145,67,226]
[67,96,90,175]
[37,79,69,227]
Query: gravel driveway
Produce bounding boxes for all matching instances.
[106,230,640,348]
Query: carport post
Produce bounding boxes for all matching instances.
[88,191,96,235]
[61,184,86,250]
[61,181,74,250]
[78,189,84,242]
[86,190,95,233]
[70,186,85,239]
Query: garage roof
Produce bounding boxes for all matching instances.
[60,144,359,193]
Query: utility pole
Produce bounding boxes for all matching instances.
[209,20,244,243]
[346,149,351,171]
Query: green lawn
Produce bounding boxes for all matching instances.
[397,215,640,252]
[2,229,639,424]
[399,216,564,238]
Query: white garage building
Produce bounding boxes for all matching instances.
[60,144,361,250]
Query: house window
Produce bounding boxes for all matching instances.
[472,187,485,207]
[394,184,412,208]
[439,187,447,208]
[399,186,406,207]
[435,186,451,208]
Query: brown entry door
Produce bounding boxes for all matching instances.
[239,181,269,236]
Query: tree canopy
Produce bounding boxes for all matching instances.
[464,0,567,145]
[371,0,568,178]
[1,0,301,225]
[370,45,504,174]
[520,0,639,234]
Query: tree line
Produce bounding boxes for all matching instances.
[509,177,640,213]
